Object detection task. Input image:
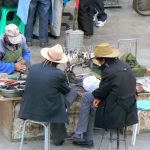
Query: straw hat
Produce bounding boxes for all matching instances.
[94,43,119,58]
[41,44,68,63]
[5,24,22,44]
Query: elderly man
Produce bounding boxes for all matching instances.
[71,43,138,148]
[0,24,31,75]
[19,44,77,146]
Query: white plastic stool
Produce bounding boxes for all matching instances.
[19,119,50,150]
[131,100,150,146]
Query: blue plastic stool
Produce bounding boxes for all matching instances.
[0,7,25,35]
[131,100,150,146]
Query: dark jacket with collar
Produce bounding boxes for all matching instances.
[93,58,138,129]
[19,63,70,123]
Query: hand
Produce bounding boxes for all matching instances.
[15,62,27,72]
[93,99,101,108]
[18,58,27,65]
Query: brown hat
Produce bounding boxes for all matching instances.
[94,43,119,58]
[41,44,68,63]
[5,24,22,44]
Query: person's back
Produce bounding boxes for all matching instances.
[94,58,138,129]
[19,62,70,123]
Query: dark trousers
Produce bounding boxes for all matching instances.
[51,88,78,143]
[78,0,94,36]
[25,0,50,43]
[50,123,67,144]
[95,0,107,21]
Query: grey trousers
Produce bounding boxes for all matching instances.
[76,92,96,141]
[50,0,63,36]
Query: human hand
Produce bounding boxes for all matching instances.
[93,99,101,108]
[15,62,27,72]
[18,58,27,65]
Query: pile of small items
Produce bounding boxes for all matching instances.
[0,74,26,98]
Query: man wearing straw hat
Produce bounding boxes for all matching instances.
[19,44,77,146]
[71,43,138,148]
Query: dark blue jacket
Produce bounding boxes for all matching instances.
[19,63,70,122]
[93,59,138,129]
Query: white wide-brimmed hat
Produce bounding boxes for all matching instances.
[5,24,22,44]
[41,44,68,63]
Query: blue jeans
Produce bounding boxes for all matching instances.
[25,0,50,43]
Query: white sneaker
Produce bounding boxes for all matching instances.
[95,20,106,27]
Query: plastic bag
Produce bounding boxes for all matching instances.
[83,75,100,92]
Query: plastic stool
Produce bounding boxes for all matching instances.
[0,7,25,35]
[99,127,128,150]
[19,120,51,150]
[131,100,150,146]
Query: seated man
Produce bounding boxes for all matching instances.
[0,24,31,75]
[71,43,138,148]
[19,44,77,146]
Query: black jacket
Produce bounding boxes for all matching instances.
[93,58,138,129]
[19,63,70,123]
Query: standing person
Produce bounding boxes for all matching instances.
[49,0,63,39]
[25,0,50,48]
[19,44,77,146]
[78,0,94,37]
[70,43,138,148]
[0,24,31,75]
[94,0,107,27]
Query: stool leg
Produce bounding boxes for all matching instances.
[19,120,29,150]
[0,8,7,35]
[131,123,138,146]
[109,130,112,150]
[117,129,120,149]
[44,123,50,150]
[131,110,141,146]
[99,128,105,150]
[19,21,25,34]
[124,127,128,150]
[137,111,141,135]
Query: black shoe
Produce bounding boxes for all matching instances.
[48,33,59,39]
[26,41,32,47]
[84,35,93,39]
[72,140,94,148]
[54,140,64,146]
[33,34,39,39]
[65,132,83,140]
[39,42,47,48]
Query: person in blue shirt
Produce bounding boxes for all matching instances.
[0,24,31,75]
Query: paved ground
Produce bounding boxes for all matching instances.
[30,0,150,69]
[0,129,150,150]
[1,0,150,149]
